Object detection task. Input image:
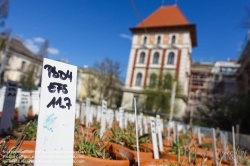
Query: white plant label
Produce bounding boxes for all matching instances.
[34,58,77,166]
[124,112,128,128]
[80,103,85,125]
[100,100,107,139]
[156,115,163,152]
[0,81,18,133]
[15,88,21,108]
[86,98,90,127]
[32,90,40,115]
[143,117,148,134]
[97,106,101,122]
[138,113,143,136]
[0,86,6,112]
[150,117,159,159]
[75,103,80,119]
[119,107,124,129]
[18,92,30,122]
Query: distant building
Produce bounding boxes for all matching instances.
[211,60,240,95]
[237,31,250,95]
[187,62,214,111]
[122,5,197,118]
[78,66,123,108]
[0,35,43,87]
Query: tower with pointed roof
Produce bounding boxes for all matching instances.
[122,5,197,118]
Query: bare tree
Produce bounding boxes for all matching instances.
[240,7,250,29]
[0,0,9,27]
[94,58,122,108]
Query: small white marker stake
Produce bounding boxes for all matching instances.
[124,112,128,128]
[97,106,101,122]
[143,117,148,134]
[100,100,107,139]
[222,133,226,153]
[32,90,40,115]
[138,113,143,136]
[150,117,159,159]
[232,126,237,166]
[34,58,77,166]
[75,103,80,119]
[211,128,218,166]
[156,115,163,152]
[133,98,140,166]
[80,103,85,125]
[0,80,18,133]
[198,127,201,144]
[86,98,91,127]
[0,86,6,112]
[18,91,30,122]
[119,107,124,129]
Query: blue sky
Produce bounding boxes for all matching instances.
[4,0,250,82]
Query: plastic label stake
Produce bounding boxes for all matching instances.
[100,100,107,139]
[156,115,163,152]
[86,98,91,127]
[150,117,159,159]
[0,80,18,133]
[80,103,85,125]
[34,58,77,166]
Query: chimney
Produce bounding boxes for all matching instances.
[15,36,20,41]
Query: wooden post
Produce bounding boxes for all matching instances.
[169,81,177,122]
[133,98,141,166]
[211,128,218,166]
[236,124,239,147]
[232,126,237,166]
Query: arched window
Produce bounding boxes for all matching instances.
[162,73,173,90]
[157,36,161,45]
[171,35,176,44]
[135,73,142,86]
[152,52,159,64]
[167,52,175,64]
[139,52,145,63]
[149,73,157,88]
[143,36,147,45]
[197,91,202,101]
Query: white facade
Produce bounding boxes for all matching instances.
[122,31,194,118]
[0,37,43,86]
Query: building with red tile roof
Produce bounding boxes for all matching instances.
[122,5,197,119]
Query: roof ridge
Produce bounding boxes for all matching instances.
[136,5,189,28]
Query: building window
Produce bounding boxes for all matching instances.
[21,61,26,71]
[143,36,147,45]
[152,52,159,64]
[157,36,161,45]
[135,73,142,86]
[6,57,11,66]
[139,52,145,63]
[171,35,176,44]
[149,73,157,88]
[197,92,202,101]
[167,52,175,64]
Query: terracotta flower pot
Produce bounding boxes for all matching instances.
[7,139,36,158]
[131,150,153,161]
[74,142,135,166]
[135,159,181,166]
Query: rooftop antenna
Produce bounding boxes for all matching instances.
[175,0,178,6]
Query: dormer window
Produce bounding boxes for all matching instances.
[157,36,161,45]
[143,36,147,45]
[171,35,176,44]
